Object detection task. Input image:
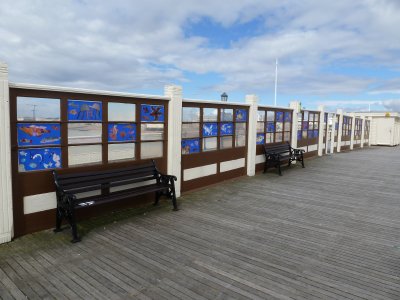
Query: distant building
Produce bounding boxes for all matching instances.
[354,112,400,146]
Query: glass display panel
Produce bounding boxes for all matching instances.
[275,132,283,142]
[141,104,164,122]
[108,123,136,142]
[266,111,275,121]
[235,109,247,122]
[276,112,284,122]
[220,123,234,135]
[235,135,246,147]
[308,130,314,138]
[220,136,232,149]
[181,138,200,154]
[68,100,102,121]
[17,97,60,121]
[304,111,309,121]
[257,122,265,133]
[182,107,200,122]
[108,143,135,162]
[17,123,61,146]
[265,133,274,143]
[284,122,291,131]
[235,123,246,135]
[18,148,61,172]
[69,145,102,166]
[141,141,163,158]
[284,132,291,141]
[203,123,218,137]
[220,109,233,122]
[203,137,217,151]
[284,112,292,122]
[266,122,275,132]
[68,123,102,144]
[256,133,265,145]
[108,102,135,122]
[302,130,308,139]
[182,123,200,138]
[276,122,283,132]
[141,124,164,141]
[257,111,265,121]
[203,108,218,122]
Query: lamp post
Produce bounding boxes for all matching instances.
[221,92,228,102]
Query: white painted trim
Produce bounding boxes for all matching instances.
[0,62,14,243]
[317,105,324,156]
[220,158,245,173]
[183,164,217,181]
[9,82,170,101]
[183,98,250,106]
[336,109,343,152]
[255,154,265,164]
[289,101,300,148]
[165,85,183,197]
[24,192,57,214]
[308,144,318,152]
[245,95,258,176]
[350,114,356,150]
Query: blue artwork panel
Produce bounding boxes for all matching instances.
[235,109,247,122]
[17,123,61,146]
[68,100,102,121]
[335,123,339,130]
[141,104,164,122]
[266,122,275,133]
[302,121,308,130]
[18,148,62,172]
[308,130,314,138]
[284,112,292,122]
[220,123,233,135]
[297,130,302,140]
[276,111,284,122]
[181,138,200,154]
[313,130,319,137]
[256,133,265,145]
[203,123,218,136]
[108,123,136,142]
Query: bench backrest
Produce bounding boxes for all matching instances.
[53,161,159,194]
[264,142,291,155]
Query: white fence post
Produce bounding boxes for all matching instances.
[336,109,343,152]
[350,114,355,150]
[164,85,182,197]
[0,62,13,244]
[289,101,300,148]
[245,94,258,176]
[318,105,324,156]
[360,116,365,148]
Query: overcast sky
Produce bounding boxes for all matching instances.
[1,0,400,111]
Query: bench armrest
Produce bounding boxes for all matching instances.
[292,148,305,154]
[160,174,177,182]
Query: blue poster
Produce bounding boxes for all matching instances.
[68,100,102,121]
[276,111,284,122]
[141,104,164,122]
[108,123,136,142]
[220,123,233,135]
[18,148,62,172]
[17,123,61,146]
[302,121,308,130]
[266,122,275,133]
[284,112,292,122]
[256,133,264,145]
[308,130,314,138]
[313,130,319,138]
[203,123,217,136]
[181,138,200,154]
[297,130,302,140]
[235,109,247,122]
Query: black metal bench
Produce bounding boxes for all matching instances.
[53,160,178,242]
[263,142,305,176]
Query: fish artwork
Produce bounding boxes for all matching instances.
[40,137,61,144]
[20,138,32,144]
[109,125,118,140]
[19,125,50,137]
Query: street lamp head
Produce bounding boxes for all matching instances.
[221,92,228,102]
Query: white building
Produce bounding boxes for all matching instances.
[354,112,400,146]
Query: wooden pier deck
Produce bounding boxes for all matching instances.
[1,146,400,299]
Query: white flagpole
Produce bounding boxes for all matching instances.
[274,58,278,106]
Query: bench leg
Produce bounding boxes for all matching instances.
[300,155,305,168]
[154,191,161,206]
[69,210,80,243]
[277,162,282,176]
[54,207,64,233]
[169,181,179,211]
[288,159,292,168]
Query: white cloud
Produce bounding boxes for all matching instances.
[0,0,399,98]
